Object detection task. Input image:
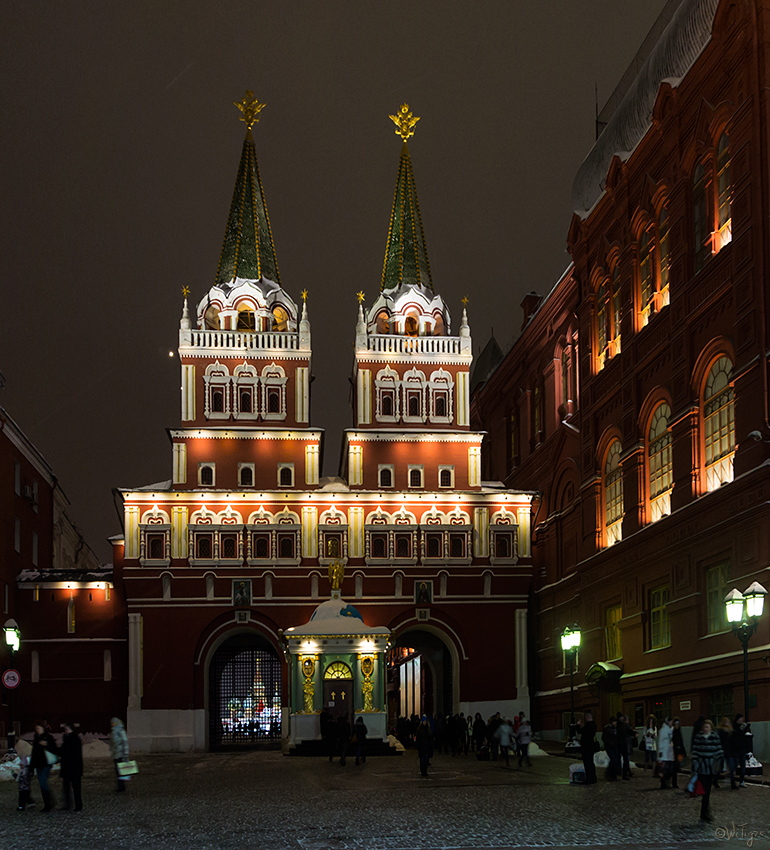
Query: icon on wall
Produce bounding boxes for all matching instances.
[232,579,252,607]
[414,580,433,605]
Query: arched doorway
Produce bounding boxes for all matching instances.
[388,628,455,723]
[208,632,281,750]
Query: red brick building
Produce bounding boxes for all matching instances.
[472,0,770,757]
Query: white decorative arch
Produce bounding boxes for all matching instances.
[319,506,347,525]
[234,361,259,419]
[490,505,518,525]
[366,507,392,525]
[446,505,471,525]
[261,362,288,420]
[190,505,218,525]
[216,505,243,525]
[274,507,300,525]
[203,360,231,419]
[141,505,170,525]
[392,505,417,525]
[420,505,448,525]
[247,506,274,525]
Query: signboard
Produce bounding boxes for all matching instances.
[2,669,20,689]
[679,700,691,711]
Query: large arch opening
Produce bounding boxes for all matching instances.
[387,628,455,725]
[208,632,282,750]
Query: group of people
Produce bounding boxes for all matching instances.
[319,710,368,766]
[576,710,754,823]
[16,717,130,812]
[403,711,534,777]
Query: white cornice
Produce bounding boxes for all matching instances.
[344,430,483,444]
[179,348,311,362]
[169,428,323,441]
[118,489,531,504]
[356,354,471,366]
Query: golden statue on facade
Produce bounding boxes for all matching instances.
[328,560,345,591]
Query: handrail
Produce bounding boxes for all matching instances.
[187,330,300,350]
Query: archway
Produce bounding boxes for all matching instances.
[208,632,281,750]
[388,628,455,724]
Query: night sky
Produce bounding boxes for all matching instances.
[2,1,668,561]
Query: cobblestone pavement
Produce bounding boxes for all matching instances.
[1,751,769,850]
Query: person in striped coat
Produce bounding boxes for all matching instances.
[690,719,724,823]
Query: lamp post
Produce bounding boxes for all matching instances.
[3,619,21,753]
[724,582,767,722]
[561,623,582,737]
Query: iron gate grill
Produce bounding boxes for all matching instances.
[209,642,281,749]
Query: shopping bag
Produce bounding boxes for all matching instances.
[117,760,139,776]
[45,749,59,766]
[695,779,705,796]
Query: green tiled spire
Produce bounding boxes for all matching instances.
[381,139,433,293]
[215,127,280,290]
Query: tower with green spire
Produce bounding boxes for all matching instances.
[343,104,479,494]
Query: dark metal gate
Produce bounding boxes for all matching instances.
[209,635,282,750]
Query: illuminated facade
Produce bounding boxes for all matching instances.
[113,99,534,751]
[472,0,770,756]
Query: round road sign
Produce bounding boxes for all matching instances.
[2,669,20,689]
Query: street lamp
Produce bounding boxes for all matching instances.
[561,623,582,735]
[724,582,767,722]
[3,619,21,753]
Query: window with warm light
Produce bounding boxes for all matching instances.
[716,133,732,252]
[648,403,672,522]
[237,306,256,332]
[650,585,670,648]
[597,281,608,369]
[658,208,671,308]
[604,440,623,546]
[605,605,622,660]
[639,231,655,327]
[704,356,735,491]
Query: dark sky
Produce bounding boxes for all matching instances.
[1,1,669,561]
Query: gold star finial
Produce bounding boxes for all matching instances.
[357,291,366,304]
[389,103,420,142]
[462,296,469,307]
[301,289,308,302]
[234,90,266,130]
[182,286,190,298]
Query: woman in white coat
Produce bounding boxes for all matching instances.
[657,717,675,789]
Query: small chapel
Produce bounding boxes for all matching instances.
[112,93,534,752]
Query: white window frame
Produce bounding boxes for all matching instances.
[278,463,294,488]
[408,465,424,489]
[238,463,256,488]
[198,463,216,487]
[438,465,454,488]
[378,464,395,488]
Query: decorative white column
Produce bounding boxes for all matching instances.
[128,612,143,709]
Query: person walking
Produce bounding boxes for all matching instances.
[671,717,686,789]
[110,717,129,792]
[686,714,707,794]
[472,712,486,753]
[336,714,351,766]
[641,715,657,770]
[488,712,502,762]
[60,722,83,811]
[657,717,675,789]
[716,716,733,789]
[517,717,533,767]
[353,716,368,766]
[457,712,470,756]
[30,722,58,812]
[731,714,751,788]
[416,715,434,777]
[617,714,634,780]
[320,707,336,763]
[578,712,598,784]
[602,716,621,781]
[691,718,724,823]
[495,717,514,767]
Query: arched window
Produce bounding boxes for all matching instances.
[279,536,294,559]
[433,314,445,336]
[611,267,622,352]
[372,535,387,558]
[597,281,608,368]
[204,305,220,330]
[255,536,269,558]
[408,395,419,417]
[409,468,423,488]
[279,466,293,487]
[439,468,452,488]
[326,537,340,558]
[704,356,735,491]
[237,306,256,332]
[382,394,393,416]
[639,231,655,326]
[561,347,570,410]
[221,535,237,559]
[396,536,410,558]
[200,465,214,486]
[716,133,732,250]
[533,383,543,442]
[435,395,446,417]
[267,389,280,414]
[239,390,252,414]
[658,208,671,309]
[604,440,623,546]
[648,403,672,522]
[240,466,253,487]
[693,162,710,272]
[379,468,392,488]
[272,306,289,332]
[211,389,224,413]
[404,315,419,337]
[376,311,390,334]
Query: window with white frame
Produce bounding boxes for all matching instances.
[704,356,735,491]
[424,531,443,559]
[199,464,215,486]
[278,464,294,487]
[706,562,731,635]
[203,362,230,419]
[649,585,670,649]
[239,463,255,487]
[648,403,672,522]
[375,367,400,423]
[408,466,424,488]
[379,465,394,488]
[233,364,259,420]
[402,369,426,423]
[604,440,623,546]
[438,466,454,488]
[261,364,287,420]
[428,370,453,423]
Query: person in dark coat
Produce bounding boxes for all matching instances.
[30,722,58,812]
[715,716,733,789]
[731,714,752,788]
[353,716,368,766]
[691,719,724,823]
[416,715,434,777]
[60,722,83,811]
[578,711,598,784]
[320,708,336,763]
[602,716,621,781]
[336,714,351,766]
[472,712,486,753]
[671,717,686,789]
[488,713,502,761]
[686,714,707,794]
[616,713,634,779]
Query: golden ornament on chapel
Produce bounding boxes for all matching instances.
[328,560,345,591]
[234,90,266,130]
[356,290,366,304]
[390,104,420,142]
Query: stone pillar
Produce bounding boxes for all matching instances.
[128,613,142,710]
[515,608,529,706]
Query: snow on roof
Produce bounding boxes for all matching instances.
[131,480,173,492]
[286,596,390,636]
[571,0,719,216]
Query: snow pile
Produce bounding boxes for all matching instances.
[594,750,610,768]
[0,755,21,782]
[82,738,112,759]
[388,734,405,752]
[529,742,549,757]
[15,739,32,758]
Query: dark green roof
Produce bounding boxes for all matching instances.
[215,129,280,291]
[380,141,433,293]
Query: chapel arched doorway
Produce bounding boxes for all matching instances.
[322,660,354,722]
[388,628,455,724]
[208,632,282,750]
